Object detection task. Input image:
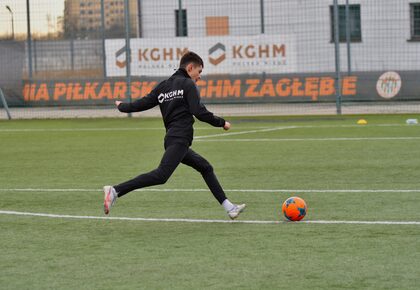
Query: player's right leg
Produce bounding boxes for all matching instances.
[113,142,189,197]
[102,139,189,214]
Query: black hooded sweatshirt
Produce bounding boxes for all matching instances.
[117,68,226,144]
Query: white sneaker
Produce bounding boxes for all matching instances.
[103,185,117,215]
[228,204,246,220]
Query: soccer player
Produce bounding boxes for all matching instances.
[103,51,246,219]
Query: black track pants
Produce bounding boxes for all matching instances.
[114,138,227,204]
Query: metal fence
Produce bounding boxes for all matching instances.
[0,0,419,118]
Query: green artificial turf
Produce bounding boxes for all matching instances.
[1,115,419,289]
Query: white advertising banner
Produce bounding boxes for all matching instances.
[105,35,296,76]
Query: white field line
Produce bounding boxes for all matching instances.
[0,127,207,132]
[0,210,419,225]
[0,123,413,133]
[194,126,297,139]
[0,128,165,132]
[195,123,419,139]
[1,188,420,193]
[196,137,420,142]
[0,126,296,138]
[0,126,273,133]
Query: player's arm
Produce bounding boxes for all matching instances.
[185,80,229,130]
[115,85,160,113]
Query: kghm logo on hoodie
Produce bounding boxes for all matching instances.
[158,90,184,103]
[115,45,127,68]
[208,43,226,66]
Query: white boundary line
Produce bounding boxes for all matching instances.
[196,137,420,142]
[1,188,420,193]
[0,210,419,225]
[0,128,164,132]
[195,126,297,139]
[0,126,269,133]
[0,123,414,133]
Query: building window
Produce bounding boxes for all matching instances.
[330,4,361,42]
[410,3,420,40]
[175,9,187,37]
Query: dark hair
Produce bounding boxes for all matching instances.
[179,51,204,69]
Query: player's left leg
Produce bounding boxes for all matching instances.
[181,149,246,219]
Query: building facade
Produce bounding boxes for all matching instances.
[137,0,420,73]
[64,0,139,38]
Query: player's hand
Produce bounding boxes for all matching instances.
[223,121,231,131]
[115,100,122,107]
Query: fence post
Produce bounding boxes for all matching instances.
[26,0,33,80]
[101,0,107,78]
[345,0,351,75]
[260,0,265,34]
[124,0,132,117]
[333,0,342,115]
[33,39,38,73]
[178,0,183,36]
[70,38,74,71]
[137,0,142,37]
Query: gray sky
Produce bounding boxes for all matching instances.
[0,0,64,36]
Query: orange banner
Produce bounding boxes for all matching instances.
[23,76,357,102]
[197,76,357,101]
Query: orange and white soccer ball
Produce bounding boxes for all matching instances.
[282,196,307,221]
